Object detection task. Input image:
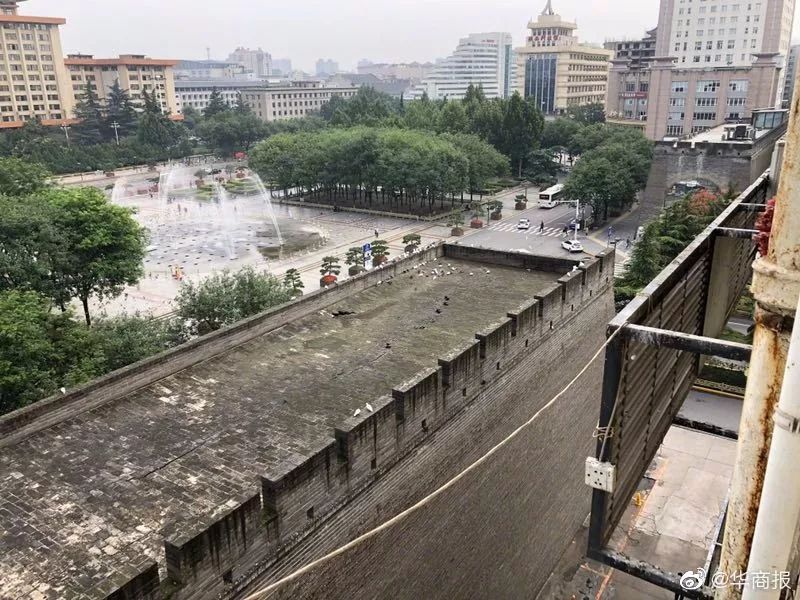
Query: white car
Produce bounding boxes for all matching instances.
[517,218,531,230]
[561,239,584,253]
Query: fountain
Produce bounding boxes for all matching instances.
[250,172,284,247]
[110,177,128,204]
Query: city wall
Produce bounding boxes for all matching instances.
[643,123,785,204]
[159,246,613,600]
[1,244,615,600]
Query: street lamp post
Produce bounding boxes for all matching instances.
[111,121,120,146]
[60,123,71,144]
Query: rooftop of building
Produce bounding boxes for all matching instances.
[174,79,269,89]
[0,247,574,598]
[64,54,179,67]
[679,109,788,144]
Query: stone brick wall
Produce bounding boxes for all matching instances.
[209,249,617,600]
[643,123,786,205]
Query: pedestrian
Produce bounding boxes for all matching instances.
[562,225,568,235]
[540,221,545,232]
[626,237,631,249]
[374,229,379,238]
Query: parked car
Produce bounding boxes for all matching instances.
[517,218,531,230]
[561,239,584,253]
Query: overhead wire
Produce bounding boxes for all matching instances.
[240,325,624,600]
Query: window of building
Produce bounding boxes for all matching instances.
[728,97,747,106]
[729,79,748,92]
[697,80,721,93]
[670,97,686,107]
[693,111,717,121]
[696,97,718,106]
[672,81,688,93]
[666,125,685,136]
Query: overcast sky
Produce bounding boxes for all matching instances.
[27,0,800,71]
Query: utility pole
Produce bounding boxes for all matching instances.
[60,123,70,144]
[111,121,120,146]
[716,88,800,596]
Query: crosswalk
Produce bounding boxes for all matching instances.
[488,222,566,237]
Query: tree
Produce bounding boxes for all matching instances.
[73,82,106,144]
[0,193,67,305]
[180,105,202,131]
[320,256,341,277]
[137,91,190,152]
[0,157,49,196]
[403,94,441,131]
[197,111,268,155]
[0,291,97,414]
[402,233,421,252]
[105,80,139,139]
[320,86,400,127]
[524,148,561,179]
[371,239,389,263]
[234,92,250,114]
[283,268,304,296]
[43,187,148,326]
[541,118,581,150]
[204,88,228,117]
[564,153,635,222]
[437,100,469,134]
[566,102,606,125]
[345,247,366,274]
[498,93,544,177]
[91,314,179,372]
[175,266,293,336]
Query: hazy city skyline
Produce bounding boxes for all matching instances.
[29,0,799,73]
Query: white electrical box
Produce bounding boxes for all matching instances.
[585,457,616,493]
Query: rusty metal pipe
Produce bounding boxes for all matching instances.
[716,77,800,598]
[743,291,800,599]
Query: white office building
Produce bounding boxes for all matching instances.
[409,32,516,100]
[658,0,795,105]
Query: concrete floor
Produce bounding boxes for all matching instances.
[537,423,737,600]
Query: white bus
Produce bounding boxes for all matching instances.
[538,183,565,208]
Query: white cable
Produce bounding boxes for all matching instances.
[240,325,624,600]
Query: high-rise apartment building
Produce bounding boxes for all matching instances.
[515,1,612,114]
[227,47,272,78]
[409,32,516,100]
[64,54,179,117]
[605,29,658,130]
[607,0,794,140]
[656,0,794,69]
[782,44,799,107]
[315,58,339,76]
[272,58,292,76]
[0,0,74,126]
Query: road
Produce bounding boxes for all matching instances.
[459,187,606,259]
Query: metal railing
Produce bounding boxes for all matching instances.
[586,172,771,598]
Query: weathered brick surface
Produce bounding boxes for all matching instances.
[0,246,610,600]
[234,266,615,600]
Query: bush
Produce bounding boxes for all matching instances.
[175,267,293,336]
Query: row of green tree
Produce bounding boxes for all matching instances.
[0,83,192,173]
[317,85,546,177]
[249,126,509,215]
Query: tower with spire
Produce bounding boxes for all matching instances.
[514,1,612,114]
